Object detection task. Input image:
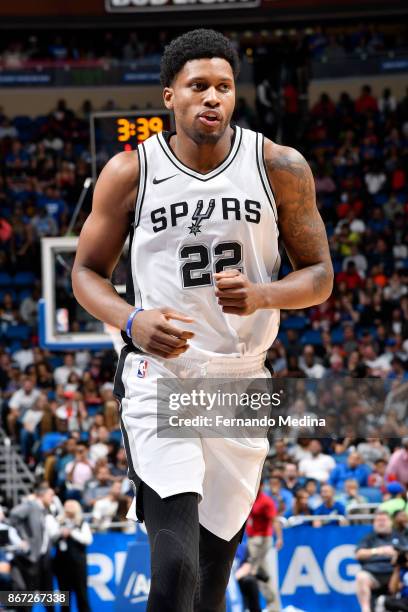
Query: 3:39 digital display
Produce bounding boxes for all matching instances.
[90,110,172,181]
[117,116,165,143]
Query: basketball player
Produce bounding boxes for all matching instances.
[72,29,333,612]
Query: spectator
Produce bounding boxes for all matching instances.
[337,479,367,511]
[282,462,303,496]
[19,394,47,463]
[304,478,322,510]
[380,483,407,516]
[393,509,408,540]
[298,439,336,483]
[386,439,408,487]
[10,484,57,597]
[92,481,128,532]
[329,451,371,490]
[89,425,111,463]
[266,473,294,516]
[53,500,93,612]
[299,345,326,378]
[355,511,402,612]
[286,488,312,526]
[54,354,82,387]
[65,442,94,498]
[357,437,390,468]
[368,458,389,491]
[355,84,378,115]
[235,542,261,612]
[313,484,346,527]
[246,481,282,612]
[7,377,41,440]
[83,464,114,509]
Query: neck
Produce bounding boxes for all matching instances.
[170,125,234,174]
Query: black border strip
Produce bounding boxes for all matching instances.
[157,126,242,182]
[113,343,133,400]
[255,132,278,225]
[135,142,147,228]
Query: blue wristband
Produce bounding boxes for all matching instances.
[126,308,144,340]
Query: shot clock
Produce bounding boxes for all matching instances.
[90,110,172,182]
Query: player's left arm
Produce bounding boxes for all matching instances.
[215,140,333,315]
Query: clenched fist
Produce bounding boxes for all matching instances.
[214,270,264,316]
[131,307,195,358]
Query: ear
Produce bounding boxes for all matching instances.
[163,87,174,110]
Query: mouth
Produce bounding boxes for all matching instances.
[198,111,221,127]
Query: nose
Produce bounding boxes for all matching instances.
[203,86,220,107]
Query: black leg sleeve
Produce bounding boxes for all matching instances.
[140,481,200,612]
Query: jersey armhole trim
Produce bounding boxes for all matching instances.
[135,143,147,228]
[256,132,278,225]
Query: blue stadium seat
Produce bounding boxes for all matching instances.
[331,328,344,344]
[13,272,36,287]
[301,330,322,345]
[5,325,30,341]
[87,404,103,417]
[0,273,12,287]
[40,432,68,454]
[109,430,123,445]
[9,341,22,353]
[373,193,388,206]
[18,289,32,301]
[281,316,307,331]
[277,330,287,346]
[359,487,383,504]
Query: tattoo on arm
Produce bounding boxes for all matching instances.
[265,146,333,293]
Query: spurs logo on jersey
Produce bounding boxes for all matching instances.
[150,197,261,235]
[128,125,281,359]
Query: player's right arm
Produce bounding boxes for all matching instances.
[71,151,194,358]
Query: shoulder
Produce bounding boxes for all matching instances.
[99,150,139,185]
[263,137,311,177]
[93,149,139,213]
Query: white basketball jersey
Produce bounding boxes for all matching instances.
[128,125,280,360]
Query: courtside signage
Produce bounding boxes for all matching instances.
[106,0,260,11]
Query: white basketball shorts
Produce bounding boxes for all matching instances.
[115,350,270,541]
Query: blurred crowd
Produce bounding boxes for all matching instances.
[0,23,406,70]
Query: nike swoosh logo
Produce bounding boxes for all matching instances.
[152,174,178,185]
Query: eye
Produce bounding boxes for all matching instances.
[191,82,206,91]
[219,83,230,92]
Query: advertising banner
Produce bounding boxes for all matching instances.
[86,524,371,611]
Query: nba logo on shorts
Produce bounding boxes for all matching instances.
[137,359,148,378]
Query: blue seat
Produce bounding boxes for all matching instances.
[281,316,307,331]
[9,341,22,353]
[359,487,383,504]
[87,404,103,417]
[0,273,12,287]
[18,289,32,301]
[301,330,322,346]
[5,325,30,341]
[331,328,344,344]
[13,272,36,287]
[373,193,387,206]
[109,430,123,445]
[40,432,68,454]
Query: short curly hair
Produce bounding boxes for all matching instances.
[160,29,240,88]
